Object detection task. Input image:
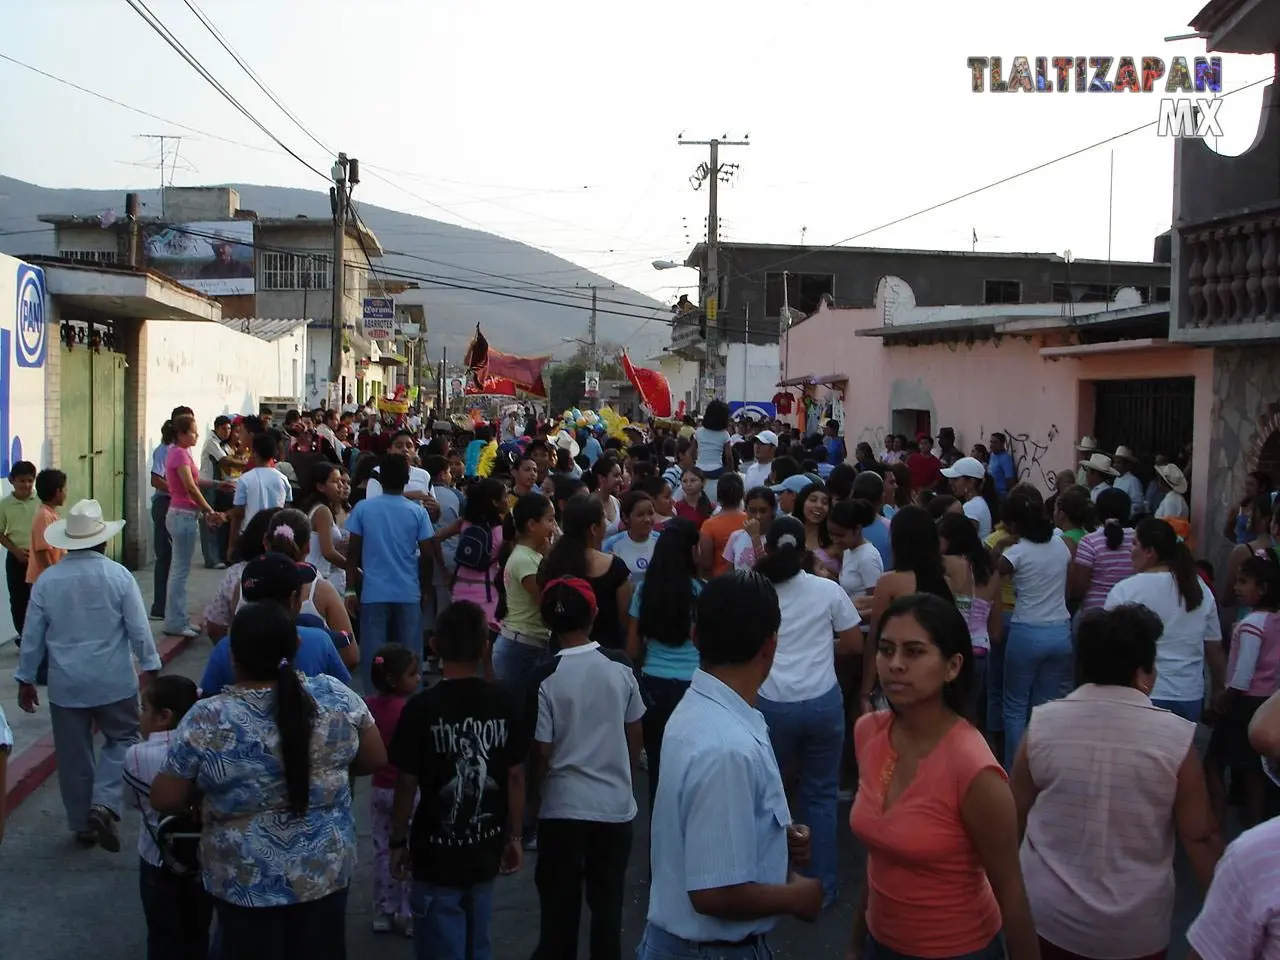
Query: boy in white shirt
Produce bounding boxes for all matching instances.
[228,433,292,555]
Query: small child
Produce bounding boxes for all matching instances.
[27,468,67,585]
[366,643,421,936]
[0,461,38,645]
[387,600,527,960]
[529,577,645,960]
[123,675,211,960]
[1207,552,1280,830]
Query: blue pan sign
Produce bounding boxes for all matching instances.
[729,401,777,421]
[15,263,46,369]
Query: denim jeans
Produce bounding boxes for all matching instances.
[163,508,199,634]
[492,635,551,834]
[757,683,843,903]
[985,612,1011,733]
[1002,620,1073,767]
[1153,697,1203,723]
[640,674,691,812]
[359,601,423,692]
[151,494,171,619]
[139,858,213,960]
[410,880,494,960]
[200,488,232,567]
[864,931,1005,960]
[637,922,773,960]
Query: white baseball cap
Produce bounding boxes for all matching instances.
[755,430,779,447]
[940,456,986,481]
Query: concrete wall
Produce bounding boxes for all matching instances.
[53,225,123,260]
[142,320,306,451]
[784,302,1215,537]
[723,342,780,408]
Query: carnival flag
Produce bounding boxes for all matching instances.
[463,324,490,372]
[620,350,672,418]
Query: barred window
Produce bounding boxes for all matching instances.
[61,250,118,264]
[260,252,331,290]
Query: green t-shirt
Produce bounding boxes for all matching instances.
[501,544,550,643]
[0,493,39,551]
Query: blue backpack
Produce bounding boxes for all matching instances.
[452,523,494,599]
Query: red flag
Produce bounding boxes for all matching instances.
[463,325,490,373]
[486,349,550,391]
[620,350,672,418]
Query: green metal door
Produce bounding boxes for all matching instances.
[59,346,127,562]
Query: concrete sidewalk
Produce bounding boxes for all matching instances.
[2,563,226,811]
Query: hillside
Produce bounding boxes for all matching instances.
[0,175,672,360]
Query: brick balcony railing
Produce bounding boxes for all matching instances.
[1181,203,1280,330]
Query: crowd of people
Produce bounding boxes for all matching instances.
[3,393,1280,960]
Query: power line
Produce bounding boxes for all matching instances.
[747,74,1274,277]
[120,0,329,181]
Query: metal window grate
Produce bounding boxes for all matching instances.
[260,252,331,291]
[1092,377,1194,479]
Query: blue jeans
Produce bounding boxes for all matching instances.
[986,612,1011,733]
[757,683,843,903]
[640,675,692,812]
[359,601,423,691]
[492,635,552,834]
[163,508,199,634]
[864,931,1005,960]
[410,880,494,960]
[1154,697,1203,723]
[637,922,773,959]
[1002,620,1073,767]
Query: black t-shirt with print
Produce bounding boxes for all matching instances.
[388,677,529,887]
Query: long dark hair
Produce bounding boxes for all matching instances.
[232,507,283,564]
[1135,518,1204,610]
[463,478,505,527]
[297,461,342,514]
[876,593,973,719]
[938,511,994,587]
[1003,488,1055,543]
[889,506,954,603]
[756,515,809,584]
[793,484,832,550]
[1055,485,1097,532]
[1095,487,1132,550]
[638,519,700,646]
[540,495,604,585]
[229,602,316,817]
[701,400,730,432]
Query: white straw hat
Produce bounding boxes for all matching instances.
[43,499,126,551]
[1078,452,1118,477]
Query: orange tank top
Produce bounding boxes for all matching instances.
[849,712,1005,957]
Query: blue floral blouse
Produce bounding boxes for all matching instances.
[161,673,373,907]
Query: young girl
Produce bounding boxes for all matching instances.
[603,491,658,586]
[724,486,776,571]
[1207,552,1280,829]
[672,467,713,529]
[697,473,746,578]
[939,511,1004,727]
[589,456,624,535]
[367,644,422,935]
[794,483,838,578]
[634,475,675,530]
[440,478,507,632]
[302,462,350,595]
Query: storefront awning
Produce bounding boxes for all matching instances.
[776,373,847,387]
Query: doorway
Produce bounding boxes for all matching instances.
[891,408,931,443]
[60,346,126,562]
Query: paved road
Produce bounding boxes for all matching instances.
[0,642,1210,959]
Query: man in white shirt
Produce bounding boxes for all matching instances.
[743,430,778,492]
[941,456,993,539]
[1111,447,1146,519]
[365,430,440,520]
[228,433,292,555]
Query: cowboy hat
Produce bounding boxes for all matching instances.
[44,499,126,551]
[1076,436,1098,453]
[1155,462,1189,495]
[1078,452,1118,477]
[1113,446,1138,463]
[554,430,580,460]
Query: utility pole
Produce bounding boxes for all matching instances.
[575,282,614,409]
[328,153,358,393]
[679,135,747,407]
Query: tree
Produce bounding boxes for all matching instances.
[548,342,625,412]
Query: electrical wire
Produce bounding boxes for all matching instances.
[120,0,330,181]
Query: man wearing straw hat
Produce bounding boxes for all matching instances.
[14,499,160,852]
[1111,446,1147,520]
[1079,451,1119,504]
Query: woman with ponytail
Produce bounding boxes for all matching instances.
[540,495,632,649]
[755,515,863,907]
[1104,518,1226,722]
[151,599,386,959]
[1069,487,1136,614]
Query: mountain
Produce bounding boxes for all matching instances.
[0,175,673,361]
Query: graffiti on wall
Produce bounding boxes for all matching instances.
[857,424,887,453]
[1001,423,1059,490]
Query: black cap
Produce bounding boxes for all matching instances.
[241,552,317,602]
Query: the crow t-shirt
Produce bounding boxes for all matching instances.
[388,678,528,887]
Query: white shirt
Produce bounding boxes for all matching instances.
[233,466,292,525]
[1004,536,1071,624]
[742,460,773,492]
[1105,571,1219,702]
[760,572,861,703]
[1114,472,1146,517]
[694,427,731,473]
[724,528,759,571]
[840,542,884,599]
[199,434,229,482]
[365,464,432,500]
[1090,481,1113,503]
[1155,491,1189,520]
[962,496,993,540]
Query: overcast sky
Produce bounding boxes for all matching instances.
[1,0,1272,306]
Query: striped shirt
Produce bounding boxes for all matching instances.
[123,729,180,868]
[1072,527,1136,612]
[1021,685,1195,958]
[1228,611,1280,695]
[1186,816,1280,960]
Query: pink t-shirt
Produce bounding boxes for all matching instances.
[1227,611,1280,697]
[366,692,409,790]
[452,523,504,629]
[1072,526,1136,611]
[165,445,201,512]
[1187,816,1280,960]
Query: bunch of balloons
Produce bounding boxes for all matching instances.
[558,406,636,443]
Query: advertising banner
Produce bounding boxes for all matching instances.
[0,255,49,476]
[143,221,255,296]
[362,297,395,340]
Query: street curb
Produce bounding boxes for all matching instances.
[5,632,198,813]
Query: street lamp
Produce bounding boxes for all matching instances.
[652,259,687,271]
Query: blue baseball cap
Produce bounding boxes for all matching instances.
[770,474,812,496]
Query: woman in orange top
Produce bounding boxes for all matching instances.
[848,593,1039,960]
[697,473,746,578]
